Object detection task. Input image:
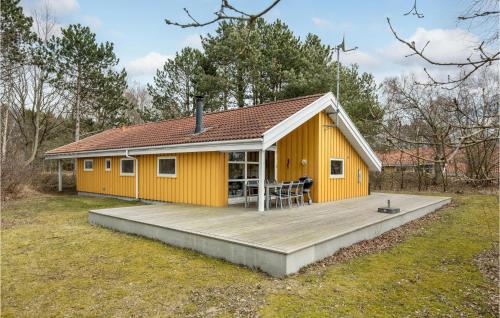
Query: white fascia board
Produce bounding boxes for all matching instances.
[45,138,264,160]
[262,93,333,150]
[326,100,382,172]
[262,92,381,172]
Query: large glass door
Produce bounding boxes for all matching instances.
[228,150,275,204]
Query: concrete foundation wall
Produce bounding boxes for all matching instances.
[89,197,450,277]
[89,212,288,277]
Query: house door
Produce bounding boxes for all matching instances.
[227,150,276,204]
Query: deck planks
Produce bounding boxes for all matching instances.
[91,193,450,253]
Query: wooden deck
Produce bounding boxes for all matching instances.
[89,193,451,277]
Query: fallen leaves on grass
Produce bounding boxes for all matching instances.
[474,245,499,316]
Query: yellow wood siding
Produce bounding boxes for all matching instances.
[277,113,320,202]
[277,111,369,203]
[76,152,228,207]
[138,152,228,207]
[77,157,135,198]
[316,111,369,202]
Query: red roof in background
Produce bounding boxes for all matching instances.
[376,147,471,175]
[46,94,324,155]
[376,148,436,166]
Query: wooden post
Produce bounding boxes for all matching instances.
[258,150,266,212]
[58,159,62,192]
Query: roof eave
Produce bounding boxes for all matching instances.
[45,138,264,159]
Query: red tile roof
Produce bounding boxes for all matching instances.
[46,94,324,155]
[376,148,436,166]
[376,147,469,175]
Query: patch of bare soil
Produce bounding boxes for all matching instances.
[474,246,499,317]
[298,202,453,275]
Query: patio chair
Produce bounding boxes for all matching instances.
[289,181,302,207]
[245,180,259,208]
[267,183,283,209]
[279,182,293,208]
[294,181,305,206]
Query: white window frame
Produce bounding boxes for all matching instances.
[228,151,276,204]
[329,158,344,178]
[120,158,135,176]
[83,159,93,171]
[104,158,111,172]
[157,156,177,177]
[358,168,362,184]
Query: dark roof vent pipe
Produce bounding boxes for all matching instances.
[194,96,204,134]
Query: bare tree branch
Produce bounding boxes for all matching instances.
[387,18,499,87]
[458,10,499,20]
[165,0,282,28]
[404,0,424,18]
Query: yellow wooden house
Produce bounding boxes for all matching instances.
[46,92,381,211]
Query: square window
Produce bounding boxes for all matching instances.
[246,163,259,179]
[228,181,244,198]
[120,159,134,176]
[105,159,111,171]
[228,152,245,162]
[246,152,259,163]
[83,159,93,171]
[157,157,176,177]
[330,159,344,178]
[229,163,244,180]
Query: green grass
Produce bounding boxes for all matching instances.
[1,193,498,317]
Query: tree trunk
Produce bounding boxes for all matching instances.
[75,66,81,142]
[0,104,9,163]
[23,69,43,167]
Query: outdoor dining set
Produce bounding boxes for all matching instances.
[245,177,314,210]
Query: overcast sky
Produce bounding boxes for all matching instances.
[21,0,488,85]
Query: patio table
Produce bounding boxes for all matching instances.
[246,183,282,210]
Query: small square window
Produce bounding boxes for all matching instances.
[83,159,93,171]
[157,157,176,177]
[330,158,344,178]
[228,152,245,162]
[120,159,134,176]
[105,159,111,171]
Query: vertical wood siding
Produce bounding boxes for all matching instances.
[138,152,228,207]
[316,111,369,201]
[276,114,320,202]
[77,157,135,198]
[277,111,369,203]
[76,152,228,207]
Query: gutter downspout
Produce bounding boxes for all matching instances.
[125,149,139,199]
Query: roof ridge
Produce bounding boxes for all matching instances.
[116,93,326,130]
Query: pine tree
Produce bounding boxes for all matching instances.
[147,47,205,120]
[46,24,128,141]
[146,18,383,140]
[0,0,36,162]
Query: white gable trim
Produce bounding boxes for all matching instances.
[262,92,381,172]
[262,93,332,149]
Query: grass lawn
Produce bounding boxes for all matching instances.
[1,193,498,317]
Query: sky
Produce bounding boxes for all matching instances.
[20,0,489,85]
